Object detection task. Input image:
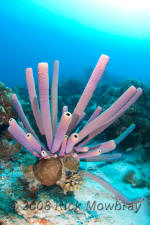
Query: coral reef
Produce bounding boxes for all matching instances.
[0,138,21,160]
[0,82,21,160]
[95,80,150,157]
[7,54,144,205]
[0,82,17,127]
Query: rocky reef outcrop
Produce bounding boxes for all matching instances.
[0,82,21,160]
[0,82,17,127]
[95,80,150,158]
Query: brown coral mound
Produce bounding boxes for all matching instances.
[33,158,62,186]
[62,154,80,171]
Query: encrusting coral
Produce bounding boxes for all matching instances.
[8,54,144,204]
[0,82,17,127]
[0,82,21,160]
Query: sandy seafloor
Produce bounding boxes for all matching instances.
[0,149,150,225]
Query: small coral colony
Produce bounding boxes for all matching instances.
[8,54,143,204]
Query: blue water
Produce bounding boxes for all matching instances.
[0,0,150,87]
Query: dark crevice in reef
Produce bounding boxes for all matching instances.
[0,124,8,134]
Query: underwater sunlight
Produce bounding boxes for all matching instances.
[34,0,150,38]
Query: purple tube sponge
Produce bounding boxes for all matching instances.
[51,112,72,153]
[9,54,143,203]
[12,94,37,137]
[65,133,79,154]
[51,60,59,136]
[67,54,109,134]
[26,68,44,135]
[84,171,144,204]
[8,118,40,158]
[38,63,53,150]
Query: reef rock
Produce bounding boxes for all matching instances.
[123,169,149,188]
[0,82,21,160]
[95,80,150,157]
[0,82,17,127]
